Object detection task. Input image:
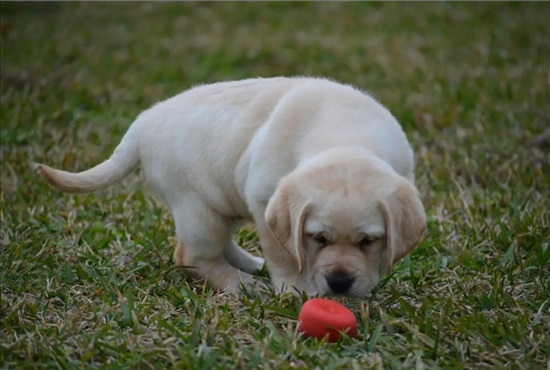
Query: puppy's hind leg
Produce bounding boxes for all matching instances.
[224,239,265,274]
[171,198,256,292]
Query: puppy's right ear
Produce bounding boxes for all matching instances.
[265,181,310,274]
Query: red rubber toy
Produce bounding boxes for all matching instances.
[298,298,357,342]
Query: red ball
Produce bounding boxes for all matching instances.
[298,298,357,342]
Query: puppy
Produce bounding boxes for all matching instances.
[35,77,426,296]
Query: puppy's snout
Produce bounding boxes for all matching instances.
[326,271,355,294]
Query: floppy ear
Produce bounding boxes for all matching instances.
[379,180,426,267]
[265,183,310,274]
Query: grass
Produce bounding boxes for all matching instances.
[1,2,549,369]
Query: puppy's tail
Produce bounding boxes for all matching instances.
[34,128,140,194]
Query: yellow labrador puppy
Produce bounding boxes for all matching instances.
[35,77,426,297]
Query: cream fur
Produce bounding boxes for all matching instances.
[36,77,425,296]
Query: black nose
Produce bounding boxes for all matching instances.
[326,272,355,294]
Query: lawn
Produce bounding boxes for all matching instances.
[1,2,549,369]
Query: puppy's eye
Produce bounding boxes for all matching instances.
[312,234,329,247]
[359,236,377,249]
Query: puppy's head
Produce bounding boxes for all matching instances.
[265,150,426,297]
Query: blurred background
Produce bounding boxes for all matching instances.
[2,3,549,136]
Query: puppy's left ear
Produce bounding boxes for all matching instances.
[379,180,426,267]
[265,181,310,273]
